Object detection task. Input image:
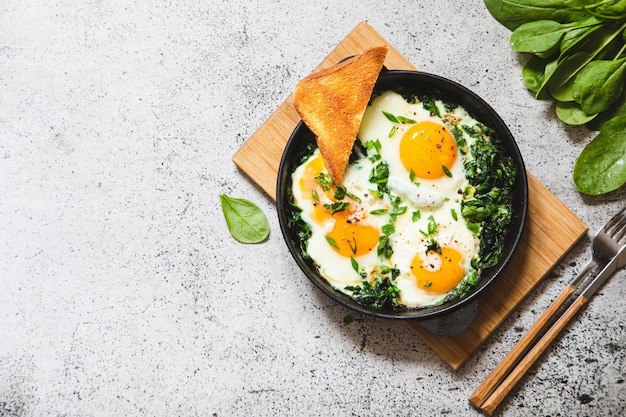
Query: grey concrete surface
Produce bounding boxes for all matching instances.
[1,1,625,416]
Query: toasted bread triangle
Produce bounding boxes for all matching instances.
[293,45,388,184]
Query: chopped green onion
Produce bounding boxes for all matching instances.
[350,256,359,273]
[325,235,339,250]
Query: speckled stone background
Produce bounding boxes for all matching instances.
[1,1,625,416]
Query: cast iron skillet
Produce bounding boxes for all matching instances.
[276,69,528,335]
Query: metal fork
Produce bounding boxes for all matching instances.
[470,206,626,415]
[571,206,626,291]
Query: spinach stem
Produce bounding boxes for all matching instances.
[583,0,615,11]
[583,0,626,20]
[615,43,626,60]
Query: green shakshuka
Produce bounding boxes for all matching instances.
[289,90,516,309]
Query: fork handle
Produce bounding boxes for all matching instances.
[469,283,576,409]
[469,258,598,409]
[479,295,588,415]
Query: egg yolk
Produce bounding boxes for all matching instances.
[298,154,334,224]
[411,246,465,294]
[299,153,379,258]
[299,153,325,200]
[326,210,379,258]
[399,121,457,179]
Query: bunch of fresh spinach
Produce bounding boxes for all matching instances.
[485,0,626,195]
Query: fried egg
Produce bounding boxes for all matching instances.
[291,90,487,308]
[291,151,387,286]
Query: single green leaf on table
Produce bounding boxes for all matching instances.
[571,57,626,114]
[555,100,597,125]
[220,194,270,243]
[573,115,626,195]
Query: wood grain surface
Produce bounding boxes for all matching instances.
[232,21,588,370]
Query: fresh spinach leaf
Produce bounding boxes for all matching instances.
[535,57,559,99]
[572,57,626,114]
[220,194,270,243]
[592,0,626,20]
[510,20,574,55]
[586,88,626,130]
[485,0,626,194]
[555,100,597,125]
[484,0,589,31]
[573,116,626,194]
[549,23,625,101]
[522,55,547,93]
[559,18,602,57]
[547,51,592,101]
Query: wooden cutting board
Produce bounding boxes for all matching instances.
[232,21,588,370]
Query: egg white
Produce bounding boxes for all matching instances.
[358,91,467,205]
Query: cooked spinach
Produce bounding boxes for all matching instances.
[485,0,626,195]
[323,201,349,215]
[377,222,395,259]
[287,199,312,257]
[421,95,442,117]
[462,123,516,270]
[441,269,481,304]
[345,268,401,309]
[287,141,318,255]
